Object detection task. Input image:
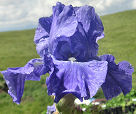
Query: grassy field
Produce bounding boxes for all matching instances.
[0,10,136,114]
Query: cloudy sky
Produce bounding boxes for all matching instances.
[0,0,136,32]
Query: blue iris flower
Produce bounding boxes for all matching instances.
[1,2,134,105]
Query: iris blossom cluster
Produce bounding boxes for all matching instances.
[1,2,134,110]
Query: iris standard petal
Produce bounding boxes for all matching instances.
[75,5,95,33]
[75,6,104,41]
[47,3,104,62]
[49,4,78,54]
[46,57,108,103]
[51,3,77,38]
[1,58,46,104]
[34,16,52,57]
[34,17,52,44]
[36,38,49,57]
[100,54,134,100]
[52,2,65,17]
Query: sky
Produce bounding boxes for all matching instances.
[0,0,136,32]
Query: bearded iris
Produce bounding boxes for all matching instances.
[1,1,134,111]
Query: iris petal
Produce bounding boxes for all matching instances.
[1,70,25,104]
[34,16,52,57]
[46,57,108,103]
[1,58,46,104]
[48,3,104,62]
[33,2,104,62]
[36,38,49,57]
[49,4,78,55]
[34,17,52,44]
[100,54,134,100]
[75,6,104,41]
[51,3,77,38]
[75,6,95,33]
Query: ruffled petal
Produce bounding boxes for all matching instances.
[48,3,104,62]
[1,70,25,104]
[52,2,65,17]
[75,6,95,33]
[75,6,104,41]
[46,57,108,103]
[1,58,46,104]
[34,16,52,44]
[24,58,46,81]
[49,4,78,55]
[100,54,134,100]
[51,3,77,38]
[34,16,52,57]
[36,38,49,57]
[101,72,122,100]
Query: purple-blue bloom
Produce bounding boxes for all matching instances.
[0,2,134,107]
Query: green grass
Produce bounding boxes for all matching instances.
[0,10,136,114]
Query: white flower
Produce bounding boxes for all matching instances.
[132,98,136,102]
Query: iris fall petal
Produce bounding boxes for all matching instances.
[46,57,108,103]
[1,58,45,104]
[100,54,134,100]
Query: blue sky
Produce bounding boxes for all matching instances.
[0,0,136,32]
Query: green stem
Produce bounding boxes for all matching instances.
[56,94,83,114]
